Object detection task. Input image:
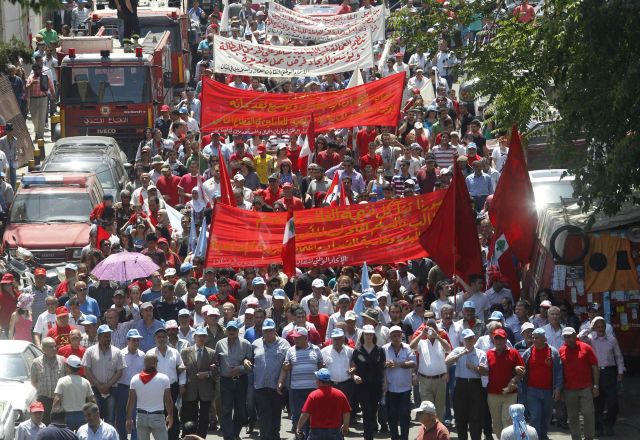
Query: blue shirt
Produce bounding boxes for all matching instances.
[244,326,263,343]
[383,342,416,393]
[134,319,166,352]
[465,172,493,197]
[451,346,487,379]
[252,337,290,389]
[285,344,323,389]
[67,296,101,318]
[198,285,218,296]
[76,421,118,440]
[141,289,162,303]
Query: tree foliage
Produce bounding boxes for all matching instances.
[390,0,640,220]
[7,0,60,14]
[0,38,34,73]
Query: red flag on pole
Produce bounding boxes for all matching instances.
[489,124,537,263]
[297,113,315,175]
[217,146,237,207]
[419,161,483,283]
[282,209,296,277]
[487,225,521,300]
[323,172,340,206]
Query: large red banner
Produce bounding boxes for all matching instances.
[205,191,445,268]
[200,73,405,135]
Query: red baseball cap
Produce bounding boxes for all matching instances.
[157,237,169,245]
[29,401,45,413]
[34,267,47,277]
[56,306,69,317]
[492,329,507,339]
[257,144,267,152]
[160,104,170,112]
[1,273,14,284]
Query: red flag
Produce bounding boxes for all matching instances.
[487,226,521,300]
[339,176,351,207]
[419,161,482,283]
[281,209,296,277]
[323,172,340,206]
[138,191,144,209]
[297,113,316,175]
[96,225,111,245]
[489,124,537,263]
[217,146,237,207]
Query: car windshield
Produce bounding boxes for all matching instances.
[10,193,92,223]
[0,354,28,380]
[532,180,576,208]
[60,66,152,105]
[42,162,114,189]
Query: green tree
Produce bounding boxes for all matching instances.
[390,0,640,219]
[7,0,60,14]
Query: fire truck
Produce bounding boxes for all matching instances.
[90,0,191,91]
[53,31,171,159]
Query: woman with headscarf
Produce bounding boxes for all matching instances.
[186,187,208,226]
[499,404,538,440]
[9,292,33,341]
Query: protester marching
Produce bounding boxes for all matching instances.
[0,0,636,440]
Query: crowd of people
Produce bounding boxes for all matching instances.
[0,1,627,440]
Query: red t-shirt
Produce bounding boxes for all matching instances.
[57,345,86,375]
[486,347,524,395]
[307,313,330,340]
[0,292,17,329]
[54,280,71,298]
[276,197,305,211]
[359,154,384,172]
[559,341,598,390]
[527,345,553,390]
[47,324,77,349]
[255,187,283,208]
[178,174,203,196]
[302,385,351,428]
[316,151,341,171]
[356,129,378,155]
[155,175,182,207]
[207,293,237,308]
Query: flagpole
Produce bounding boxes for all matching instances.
[452,161,458,314]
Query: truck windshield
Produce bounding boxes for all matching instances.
[10,193,92,223]
[60,66,152,105]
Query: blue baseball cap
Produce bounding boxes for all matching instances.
[272,289,286,300]
[180,262,193,274]
[178,106,188,114]
[194,326,208,336]
[225,320,239,330]
[315,368,332,382]
[488,311,504,322]
[126,329,143,339]
[330,328,345,338]
[98,324,112,335]
[461,328,475,339]
[532,328,546,336]
[262,319,276,330]
[252,277,266,286]
[463,300,476,309]
[80,314,97,325]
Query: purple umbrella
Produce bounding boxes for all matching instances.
[91,252,160,282]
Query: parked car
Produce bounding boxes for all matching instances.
[3,172,104,264]
[0,400,15,440]
[48,136,128,164]
[0,340,41,426]
[529,169,575,212]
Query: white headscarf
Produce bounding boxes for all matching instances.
[509,404,529,440]
[190,188,206,213]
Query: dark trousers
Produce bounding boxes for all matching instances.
[116,384,137,440]
[386,390,411,440]
[454,378,484,440]
[255,387,282,440]
[168,383,180,440]
[333,380,354,409]
[308,427,343,440]
[444,365,456,421]
[182,399,211,438]
[355,384,381,440]
[122,13,140,39]
[93,386,117,425]
[595,366,619,430]
[220,375,248,440]
[38,395,54,425]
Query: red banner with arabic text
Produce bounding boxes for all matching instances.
[200,72,405,135]
[205,190,445,268]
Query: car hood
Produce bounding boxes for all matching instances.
[4,223,90,249]
[0,380,36,414]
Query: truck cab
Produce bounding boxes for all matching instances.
[3,173,103,264]
[55,32,171,159]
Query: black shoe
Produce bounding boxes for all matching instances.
[247,422,255,434]
[209,422,218,432]
[379,424,389,433]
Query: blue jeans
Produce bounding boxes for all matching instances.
[115,384,137,440]
[93,387,117,425]
[444,364,456,421]
[386,390,411,440]
[527,387,553,440]
[137,412,168,440]
[66,411,85,431]
[290,388,314,436]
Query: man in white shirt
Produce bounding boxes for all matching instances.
[408,50,430,71]
[116,329,145,440]
[33,295,58,346]
[409,320,451,421]
[126,353,174,439]
[393,52,411,79]
[300,278,334,315]
[77,402,118,440]
[146,327,186,440]
[321,328,354,405]
[543,306,565,350]
[326,294,351,338]
[454,274,490,320]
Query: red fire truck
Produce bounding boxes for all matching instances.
[53,32,171,159]
[90,1,191,91]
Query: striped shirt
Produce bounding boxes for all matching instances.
[285,344,323,389]
[31,354,66,397]
[431,145,457,169]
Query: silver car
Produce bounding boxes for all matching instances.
[0,340,41,425]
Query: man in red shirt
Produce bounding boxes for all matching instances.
[155,165,181,207]
[207,277,238,308]
[413,400,450,440]
[485,328,524,436]
[296,368,351,439]
[416,153,440,194]
[559,327,599,440]
[359,142,384,172]
[228,141,254,174]
[276,183,304,211]
[306,298,329,340]
[521,327,563,440]
[254,174,282,209]
[356,126,378,157]
[47,306,77,349]
[315,142,341,172]
[513,0,535,23]
[57,329,86,375]
[178,161,203,205]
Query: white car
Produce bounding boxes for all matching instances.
[529,169,575,212]
[0,340,40,425]
[0,400,15,440]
